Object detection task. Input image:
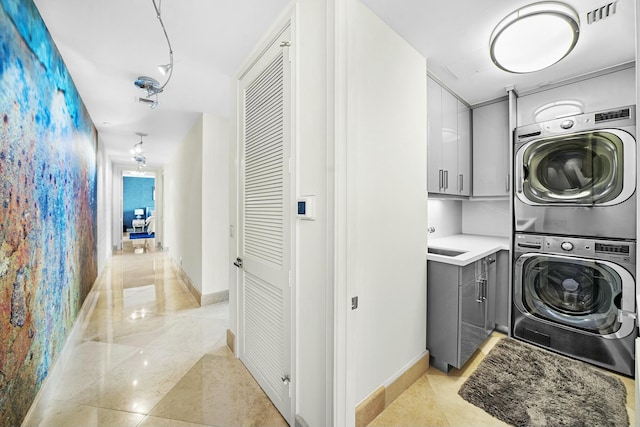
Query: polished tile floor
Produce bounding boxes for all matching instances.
[370,332,636,427]
[24,237,637,427]
[24,237,287,427]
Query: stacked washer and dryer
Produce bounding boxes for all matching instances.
[512,106,637,376]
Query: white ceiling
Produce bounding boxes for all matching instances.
[361,0,636,105]
[34,0,635,168]
[33,0,291,168]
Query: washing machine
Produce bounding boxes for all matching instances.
[514,106,636,239]
[512,233,637,376]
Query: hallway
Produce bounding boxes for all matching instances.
[24,241,287,427]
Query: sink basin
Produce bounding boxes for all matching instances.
[428,247,467,257]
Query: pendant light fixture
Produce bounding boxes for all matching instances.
[134,0,174,108]
[489,2,580,74]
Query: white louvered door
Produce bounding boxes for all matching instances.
[238,25,292,422]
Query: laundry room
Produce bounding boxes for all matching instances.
[419,47,637,427]
[409,0,638,425]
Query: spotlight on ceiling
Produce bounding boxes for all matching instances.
[157,63,172,75]
[134,0,174,108]
[489,2,580,74]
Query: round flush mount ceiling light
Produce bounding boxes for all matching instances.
[490,2,580,74]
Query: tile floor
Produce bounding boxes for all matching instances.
[370,332,636,427]
[23,236,637,427]
[24,237,286,427]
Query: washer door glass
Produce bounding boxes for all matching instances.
[521,131,623,204]
[522,256,622,334]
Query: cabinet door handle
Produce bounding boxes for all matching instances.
[459,174,463,193]
[444,170,449,190]
[438,169,443,190]
[505,174,510,192]
[475,280,483,303]
[482,279,487,301]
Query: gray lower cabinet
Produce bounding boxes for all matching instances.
[427,254,496,373]
[494,250,510,331]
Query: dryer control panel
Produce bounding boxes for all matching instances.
[514,233,635,264]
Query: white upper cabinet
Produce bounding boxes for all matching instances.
[472,100,510,197]
[427,77,444,193]
[427,76,471,195]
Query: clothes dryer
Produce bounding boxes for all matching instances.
[514,106,636,239]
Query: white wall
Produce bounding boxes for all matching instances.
[232,1,427,424]
[229,4,333,425]
[349,0,428,406]
[517,66,635,126]
[295,1,331,425]
[462,200,510,237]
[96,135,112,274]
[427,199,510,239]
[165,116,204,292]
[202,114,230,297]
[111,166,122,251]
[427,199,462,239]
[165,114,230,300]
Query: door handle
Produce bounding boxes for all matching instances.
[438,169,443,190]
[443,170,449,190]
[459,174,463,193]
[516,168,524,193]
[506,174,510,192]
[475,280,483,303]
[233,257,243,268]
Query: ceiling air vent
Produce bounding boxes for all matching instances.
[587,2,617,24]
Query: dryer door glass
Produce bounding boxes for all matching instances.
[521,131,624,204]
[522,256,622,335]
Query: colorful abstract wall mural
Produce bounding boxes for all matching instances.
[0,0,97,425]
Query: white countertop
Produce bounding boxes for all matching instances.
[427,234,510,266]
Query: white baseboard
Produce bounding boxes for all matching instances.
[171,258,229,306]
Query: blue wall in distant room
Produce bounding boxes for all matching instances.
[123,176,155,231]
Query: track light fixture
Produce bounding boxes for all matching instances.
[131,132,148,166]
[134,0,174,108]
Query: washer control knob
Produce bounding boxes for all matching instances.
[561,241,574,251]
[560,120,574,129]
